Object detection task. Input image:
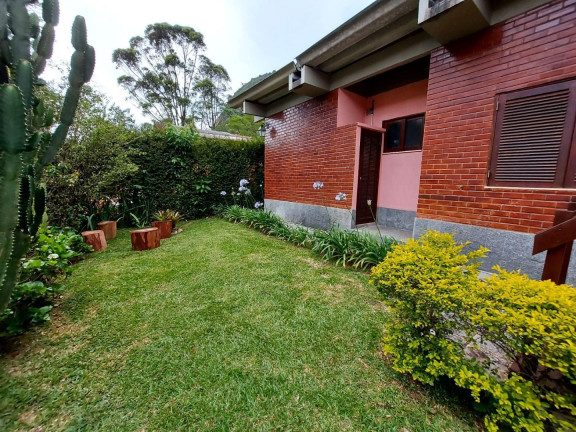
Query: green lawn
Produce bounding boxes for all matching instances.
[0,218,480,431]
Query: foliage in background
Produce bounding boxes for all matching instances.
[221,205,397,270]
[0,226,91,336]
[112,23,230,128]
[44,85,139,229]
[45,124,264,229]
[213,107,260,137]
[0,0,94,312]
[370,231,576,431]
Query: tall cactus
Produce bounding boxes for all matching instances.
[0,0,94,311]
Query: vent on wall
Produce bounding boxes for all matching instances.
[418,0,491,44]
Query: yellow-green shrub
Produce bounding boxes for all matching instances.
[370,231,576,431]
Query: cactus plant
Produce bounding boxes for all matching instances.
[0,0,94,311]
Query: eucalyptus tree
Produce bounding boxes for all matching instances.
[194,55,230,129]
[113,23,230,127]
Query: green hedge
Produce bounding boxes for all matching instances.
[46,126,264,228]
[131,129,264,220]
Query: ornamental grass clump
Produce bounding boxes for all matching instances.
[370,230,576,431]
[221,206,396,269]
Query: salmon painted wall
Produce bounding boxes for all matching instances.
[379,151,423,211]
[372,80,428,125]
[337,89,369,127]
[338,81,428,212]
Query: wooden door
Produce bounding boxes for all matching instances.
[356,129,382,225]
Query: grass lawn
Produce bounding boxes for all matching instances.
[0,218,480,431]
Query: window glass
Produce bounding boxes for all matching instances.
[385,121,402,150]
[405,117,424,148]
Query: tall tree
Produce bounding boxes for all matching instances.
[194,55,230,129]
[112,23,230,127]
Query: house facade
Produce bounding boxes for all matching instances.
[229,0,576,281]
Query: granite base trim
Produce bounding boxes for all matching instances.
[413,218,576,284]
[376,207,417,231]
[265,199,354,229]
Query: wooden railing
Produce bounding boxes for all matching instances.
[532,199,576,284]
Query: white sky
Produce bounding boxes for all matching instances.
[45,0,375,124]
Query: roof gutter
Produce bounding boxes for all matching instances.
[295,0,418,70]
[229,0,418,109]
[228,63,294,109]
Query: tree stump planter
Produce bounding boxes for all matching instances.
[130,228,160,251]
[97,220,117,239]
[81,230,107,252]
[151,220,172,239]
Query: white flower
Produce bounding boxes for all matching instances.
[220,191,227,196]
[430,329,436,336]
[335,192,347,201]
[239,179,249,187]
[312,181,324,190]
[254,201,264,209]
[367,200,372,206]
[47,253,59,260]
[239,186,247,192]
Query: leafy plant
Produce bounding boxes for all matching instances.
[0,1,94,312]
[195,178,212,194]
[130,212,148,229]
[369,231,576,431]
[1,226,91,335]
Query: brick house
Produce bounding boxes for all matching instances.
[229,0,576,281]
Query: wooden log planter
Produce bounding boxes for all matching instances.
[151,220,172,239]
[81,230,107,252]
[130,227,160,251]
[97,220,117,239]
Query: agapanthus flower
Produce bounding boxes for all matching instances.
[239,186,247,192]
[240,179,249,187]
[313,181,324,190]
[254,201,264,209]
[220,191,227,196]
[335,192,347,201]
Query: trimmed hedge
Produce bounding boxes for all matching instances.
[46,126,264,228]
[131,129,264,220]
[370,231,576,431]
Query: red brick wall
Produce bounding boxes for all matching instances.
[265,91,357,209]
[420,0,576,233]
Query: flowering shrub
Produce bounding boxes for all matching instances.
[370,231,576,431]
[0,227,91,336]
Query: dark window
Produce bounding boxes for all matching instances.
[383,114,425,152]
[489,80,576,188]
